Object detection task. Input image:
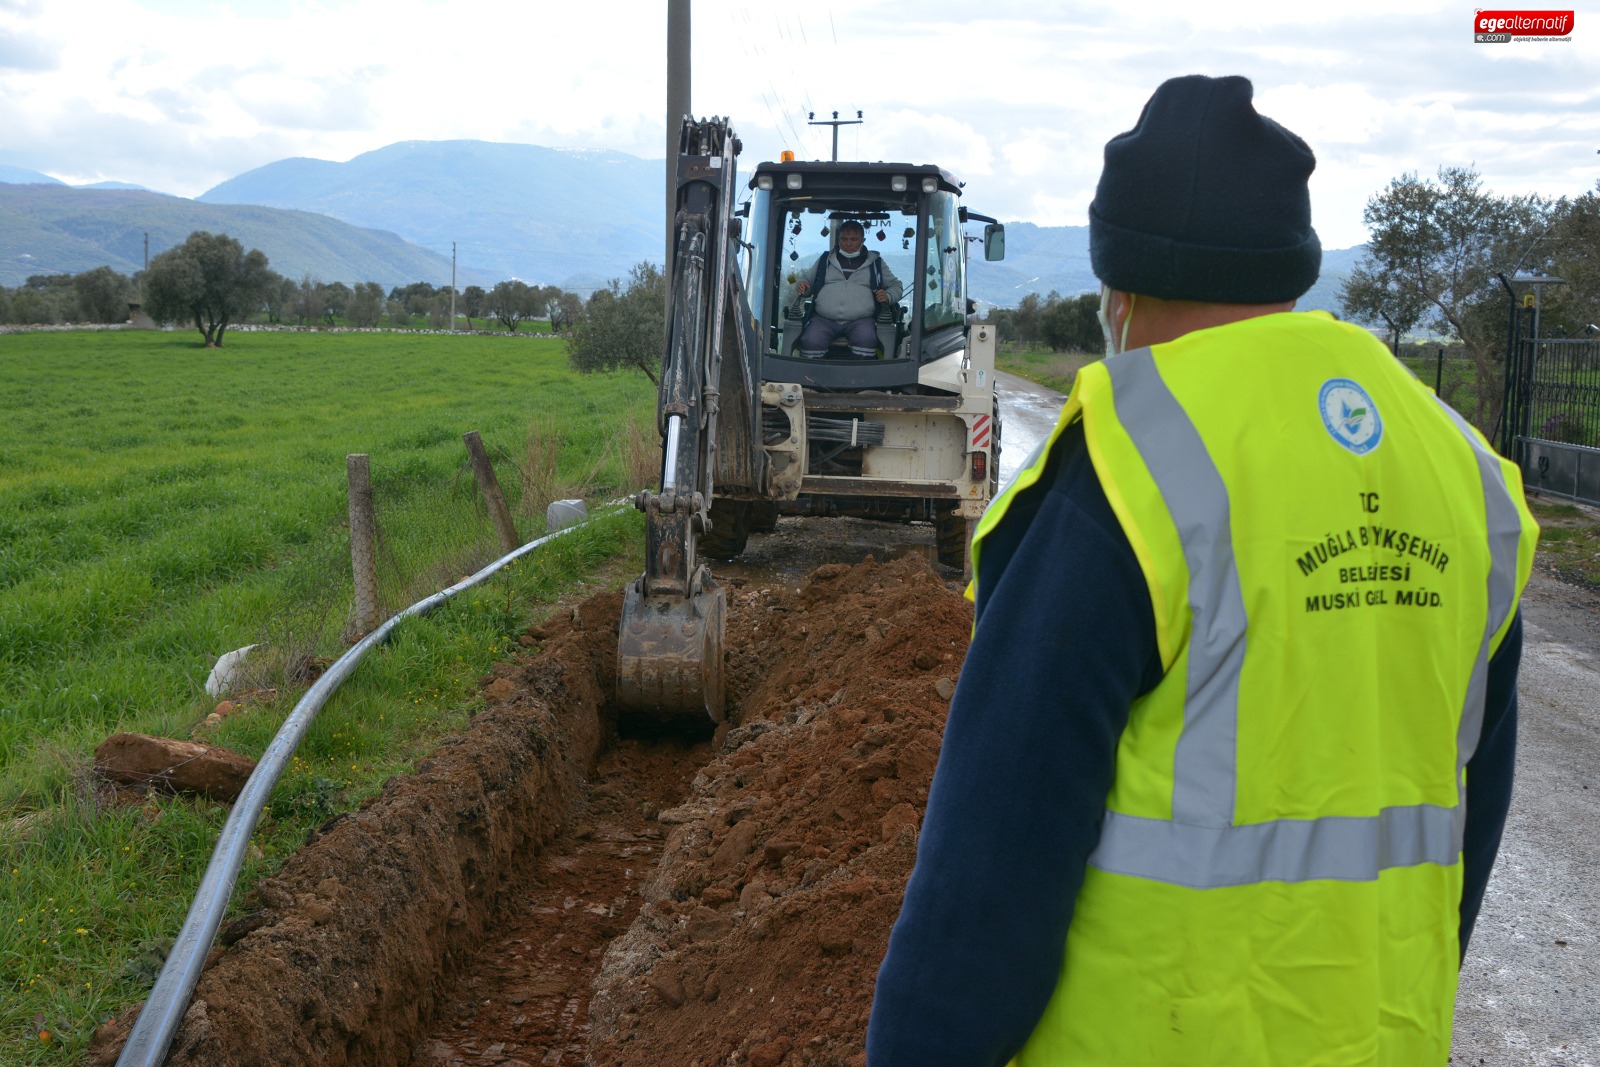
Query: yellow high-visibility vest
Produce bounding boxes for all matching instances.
[972,312,1537,1066]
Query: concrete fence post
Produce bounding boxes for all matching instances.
[463,431,521,553]
[347,454,380,639]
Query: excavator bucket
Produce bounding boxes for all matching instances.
[616,571,726,724]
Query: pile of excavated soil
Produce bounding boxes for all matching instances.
[91,555,970,1067]
[588,555,970,1066]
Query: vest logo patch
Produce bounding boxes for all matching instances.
[1319,378,1383,455]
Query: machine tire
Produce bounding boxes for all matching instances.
[747,500,780,533]
[935,508,969,570]
[701,499,751,560]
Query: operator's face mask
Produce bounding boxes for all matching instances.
[1097,284,1136,356]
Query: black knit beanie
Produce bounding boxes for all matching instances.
[1089,74,1321,304]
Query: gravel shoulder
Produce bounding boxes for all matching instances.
[1453,566,1600,1066]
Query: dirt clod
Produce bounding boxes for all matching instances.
[94,732,257,803]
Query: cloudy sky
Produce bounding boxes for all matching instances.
[1,0,1595,249]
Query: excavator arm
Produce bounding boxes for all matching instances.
[616,117,758,724]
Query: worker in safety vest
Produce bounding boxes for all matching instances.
[866,74,1539,1066]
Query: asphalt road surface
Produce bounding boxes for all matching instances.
[995,370,1065,489]
[995,371,1599,1065]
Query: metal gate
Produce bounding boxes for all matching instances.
[1499,306,1600,506]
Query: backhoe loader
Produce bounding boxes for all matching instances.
[617,117,1005,724]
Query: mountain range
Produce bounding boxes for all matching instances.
[2,140,1367,311]
[198,141,663,295]
[0,164,154,193]
[0,184,464,290]
[982,221,1366,317]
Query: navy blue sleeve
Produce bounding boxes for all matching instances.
[866,424,1162,1066]
[1459,610,1522,958]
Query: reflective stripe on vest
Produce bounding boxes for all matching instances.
[1085,348,1525,889]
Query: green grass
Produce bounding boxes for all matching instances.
[995,343,1098,394]
[1528,499,1600,587]
[0,330,655,1062]
[1396,352,1489,427]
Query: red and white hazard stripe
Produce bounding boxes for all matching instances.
[970,413,992,450]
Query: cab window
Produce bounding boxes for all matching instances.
[922,190,965,331]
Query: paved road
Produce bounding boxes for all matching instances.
[995,370,1065,488]
[997,372,1600,1064]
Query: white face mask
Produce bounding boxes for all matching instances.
[1096,284,1135,356]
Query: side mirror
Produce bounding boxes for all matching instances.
[983,223,1006,262]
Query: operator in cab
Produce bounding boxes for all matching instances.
[795,219,903,358]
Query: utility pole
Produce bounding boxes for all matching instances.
[143,232,149,272]
[666,0,690,280]
[450,242,457,332]
[808,110,863,162]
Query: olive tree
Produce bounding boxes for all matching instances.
[347,282,385,328]
[1340,166,1549,431]
[566,262,665,383]
[484,279,542,332]
[294,275,327,326]
[262,272,296,324]
[71,266,134,323]
[7,285,63,324]
[1039,292,1102,353]
[1544,183,1600,331]
[459,285,486,331]
[142,231,275,346]
[321,281,351,325]
[550,291,584,332]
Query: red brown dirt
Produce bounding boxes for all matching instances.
[416,736,709,1067]
[91,553,970,1067]
[583,555,968,1067]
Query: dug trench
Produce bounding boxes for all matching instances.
[91,544,971,1067]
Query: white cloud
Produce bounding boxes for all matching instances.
[0,31,57,70]
[1001,137,1052,179]
[1026,193,1088,229]
[0,0,1594,251]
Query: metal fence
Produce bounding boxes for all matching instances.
[1501,314,1600,505]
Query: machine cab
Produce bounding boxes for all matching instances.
[742,160,1001,392]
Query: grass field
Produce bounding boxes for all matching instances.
[0,329,656,1061]
[994,342,1096,394]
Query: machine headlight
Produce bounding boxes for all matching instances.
[757,174,773,190]
[786,174,804,190]
[921,177,939,193]
[890,175,908,192]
